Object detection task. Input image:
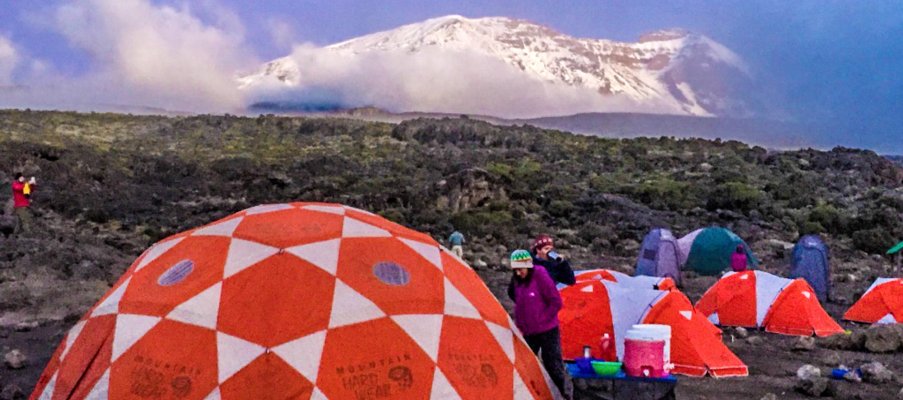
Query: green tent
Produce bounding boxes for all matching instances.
[887,241,903,255]
[682,227,759,276]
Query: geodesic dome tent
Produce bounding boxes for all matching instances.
[558,280,747,377]
[843,278,903,325]
[677,227,759,276]
[695,271,843,337]
[789,235,831,302]
[32,203,559,400]
[635,228,683,285]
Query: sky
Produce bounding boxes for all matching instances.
[0,0,901,153]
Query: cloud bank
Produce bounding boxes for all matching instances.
[245,45,669,119]
[2,0,257,113]
[0,35,19,85]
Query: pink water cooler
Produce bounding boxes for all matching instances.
[623,338,666,377]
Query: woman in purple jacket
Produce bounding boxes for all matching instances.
[507,249,568,398]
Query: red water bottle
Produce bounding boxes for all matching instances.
[600,333,611,361]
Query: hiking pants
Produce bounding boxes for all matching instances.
[14,207,32,234]
[524,327,570,399]
[451,245,464,258]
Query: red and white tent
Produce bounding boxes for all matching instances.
[571,269,677,291]
[31,203,558,400]
[843,277,903,324]
[695,271,843,337]
[559,280,747,377]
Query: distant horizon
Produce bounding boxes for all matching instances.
[3,106,901,157]
[1,1,902,153]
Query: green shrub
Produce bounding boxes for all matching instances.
[548,200,576,218]
[451,209,514,237]
[706,181,764,212]
[630,177,700,211]
[807,202,846,234]
[852,228,895,254]
[798,221,825,236]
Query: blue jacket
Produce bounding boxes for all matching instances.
[449,231,465,246]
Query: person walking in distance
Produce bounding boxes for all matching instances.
[11,173,36,234]
[731,244,748,272]
[507,249,570,399]
[448,229,465,258]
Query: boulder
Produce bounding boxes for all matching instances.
[863,324,903,353]
[818,332,856,350]
[3,349,26,369]
[747,336,764,346]
[792,336,816,351]
[0,384,24,400]
[797,364,821,381]
[860,361,893,384]
[795,376,830,397]
[822,351,841,366]
[734,327,749,339]
[0,216,16,238]
[619,239,640,253]
[13,321,38,332]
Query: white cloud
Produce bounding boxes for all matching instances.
[266,18,296,52]
[245,45,658,118]
[21,0,258,112]
[0,35,20,85]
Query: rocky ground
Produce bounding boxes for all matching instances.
[3,226,902,399]
[1,111,902,399]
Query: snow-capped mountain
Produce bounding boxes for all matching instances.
[239,15,754,117]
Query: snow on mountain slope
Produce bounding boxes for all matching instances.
[239,15,753,117]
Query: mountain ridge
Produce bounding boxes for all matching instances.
[240,15,755,117]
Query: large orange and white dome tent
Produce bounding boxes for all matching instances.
[558,279,747,377]
[31,203,559,400]
[695,270,843,337]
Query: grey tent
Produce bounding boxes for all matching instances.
[789,235,830,301]
[635,228,682,285]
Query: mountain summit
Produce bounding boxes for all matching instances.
[240,15,754,117]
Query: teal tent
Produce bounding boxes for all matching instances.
[887,241,903,255]
[678,227,759,276]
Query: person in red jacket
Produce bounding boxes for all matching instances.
[11,173,36,234]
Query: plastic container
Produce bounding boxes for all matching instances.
[623,339,666,378]
[575,357,594,374]
[628,324,671,366]
[591,361,622,376]
[830,368,847,379]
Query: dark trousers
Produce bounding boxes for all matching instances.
[525,327,569,399]
[14,207,32,234]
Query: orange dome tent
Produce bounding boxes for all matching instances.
[843,278,903,324]
[695,271,843,337]
[558,280,747,377]
[570,269,677,291]
[31,203,558,400]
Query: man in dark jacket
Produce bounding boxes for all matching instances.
[531,234,576,286]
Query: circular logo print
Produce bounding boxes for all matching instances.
[373,262,410,286]
[158,259,194,286]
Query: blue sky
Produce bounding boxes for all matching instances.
[1,1,902,153]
